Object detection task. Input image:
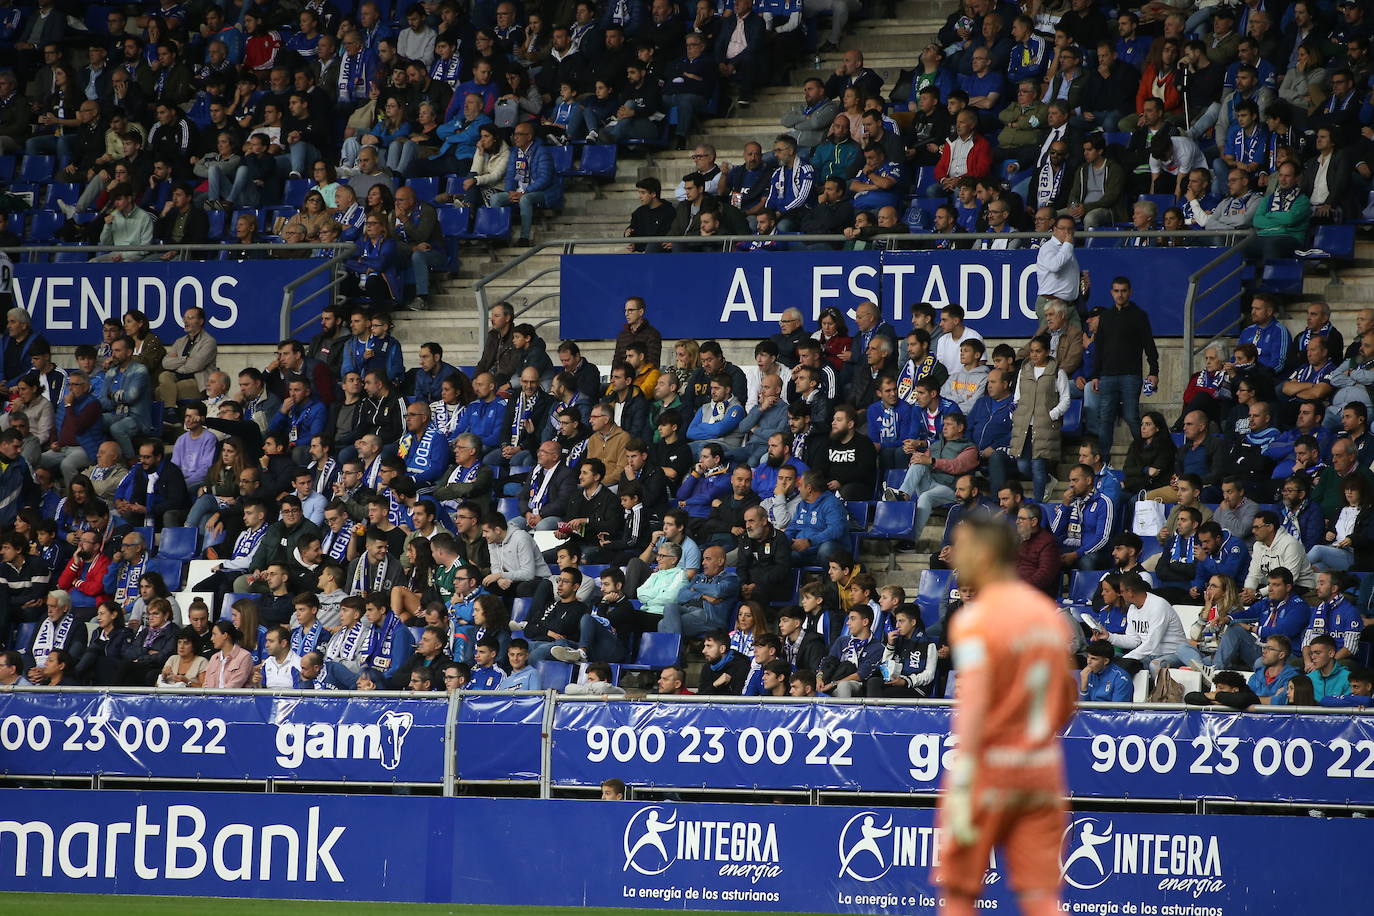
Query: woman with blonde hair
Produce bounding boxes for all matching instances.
[672,339,700,391]
[1160,573,1241,675]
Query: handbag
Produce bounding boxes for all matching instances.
[1132,499,1166,537]
[494,98,521,129]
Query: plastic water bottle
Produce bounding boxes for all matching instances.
[1142,378,1156,397]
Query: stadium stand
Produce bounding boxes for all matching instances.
[0,0,1371,721]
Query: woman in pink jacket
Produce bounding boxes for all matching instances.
[203,621,254,689]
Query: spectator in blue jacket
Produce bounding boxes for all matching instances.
[416,92,491,177]
[1238,294,1291,374]
[1080,639,1133,701]
[818,604,883,698]
[866,375,911,473]
[268,378,327,465]
[969,368,1015,489]
[676,444,732,518]
[1188,521,1250,599]
[1006,15,1050,83]
[490,121,560,246]
[341,217,402,306]
[764,134,815,231]
[1050,464,1116,570]
[1218,566,1310,669]
[0,428,36,527]
[397,401,448,484]
[99,336,153,460]
[730,373,790,467]
[788,470,848,566]
[456,372,509,454]
[660,544,740,638]
[341,313,406,385]
[686,374,747,451]
[1277,474,1325,550]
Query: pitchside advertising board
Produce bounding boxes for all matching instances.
[0,691,448,783]
[12,261,332,346]
[552,701,1374,806]
[0,789,1362,912]
[558,248,1239,340]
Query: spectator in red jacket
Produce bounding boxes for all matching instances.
[1014,502,1062,595]
[57,529,112,617]
[930,109,992,196]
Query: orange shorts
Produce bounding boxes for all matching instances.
[933,795,1066,898]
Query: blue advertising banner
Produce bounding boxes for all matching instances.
[559,247,1235,339]
[0,789,1365,913]
[14,260,331,346]
[551,700,1374,806]
[0,691,446,783]
[454,692,544,782]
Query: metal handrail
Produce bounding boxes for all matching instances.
[280,245,354,339]
[473,229,1240,345]
[1182,232,1255,364]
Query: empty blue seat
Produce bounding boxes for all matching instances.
[1257,259,1303,295]
[406,175,439,203]
[1062,400,1083,436]
[0,154,16,182]
[568,144,617,180]
[1299,224,1355,261]
[472,206,511,239]
[623,632,681,671]
[15,621,37,654]
[207,208,228,240]
[1103,131,1130,147]
[869,500,918,569]
[549,145,575,176]
[157,526,199,560]
[282,178,312,208]
[25,210,61,243]
[917,569,955,630]
[147,556,184,591]
[20,155,54,184]
[846,500,872,530]
[537,660,573,691]
[496,496,521,520]
[1084,227,1123,248]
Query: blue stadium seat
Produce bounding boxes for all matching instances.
[869,500,918,570]
[1065,570,1108,605]
[916,198,945,222]
[581,565,608,581]
[622,632,681,672]
[1256,259,1303,295]
[884,468,907,492]
[1103,132,1130,148]
[0,154,16,183]
[511,597,533,624]
[1298,224,1355,262]
[407,625,424,645]
[549,144,575,176]
[20,155,54,185]
[220,592,255,620]
[406,176,439,203]
[1139,538,1162,563]
[567,145,617,180]
[436,204,467,270]
[46,182,80,209]
[148,557,185,591]
[207,208,228,240]
[496,497,521,520]
[508,464,534,478]
[1062,400,1083,436]
[282,178,311,208]
[916,569,955,631]
[1084,227,1122,248]
[134,525,155,546]
[230,207,265,234]
[473,206,511,240]
[25,210,60,244]
[537,660,573,691]
[846,500,872,530]
[158,527,199,560]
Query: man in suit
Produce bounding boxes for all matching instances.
[715,0,765,105]
[514,440,577,532]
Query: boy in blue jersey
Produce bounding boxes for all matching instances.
[467,637,505,689]
[497,638,543,689]
[1079,640,1133,702]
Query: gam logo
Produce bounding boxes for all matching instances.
[273,710,413,770]
[623,806,679,876]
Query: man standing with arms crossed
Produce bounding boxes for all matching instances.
[937,514,1077,916]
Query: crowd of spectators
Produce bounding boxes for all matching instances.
[0,247,1370,708]
[626,0,1374,256]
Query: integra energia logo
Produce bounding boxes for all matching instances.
[1060,817,1225,896]
[622,806,780,881]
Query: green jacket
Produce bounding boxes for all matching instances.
[1253,190,1311,241]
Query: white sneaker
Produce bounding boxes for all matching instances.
[550,646,587,664]
[1295,248,1329,258]
[57,200,76,219]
